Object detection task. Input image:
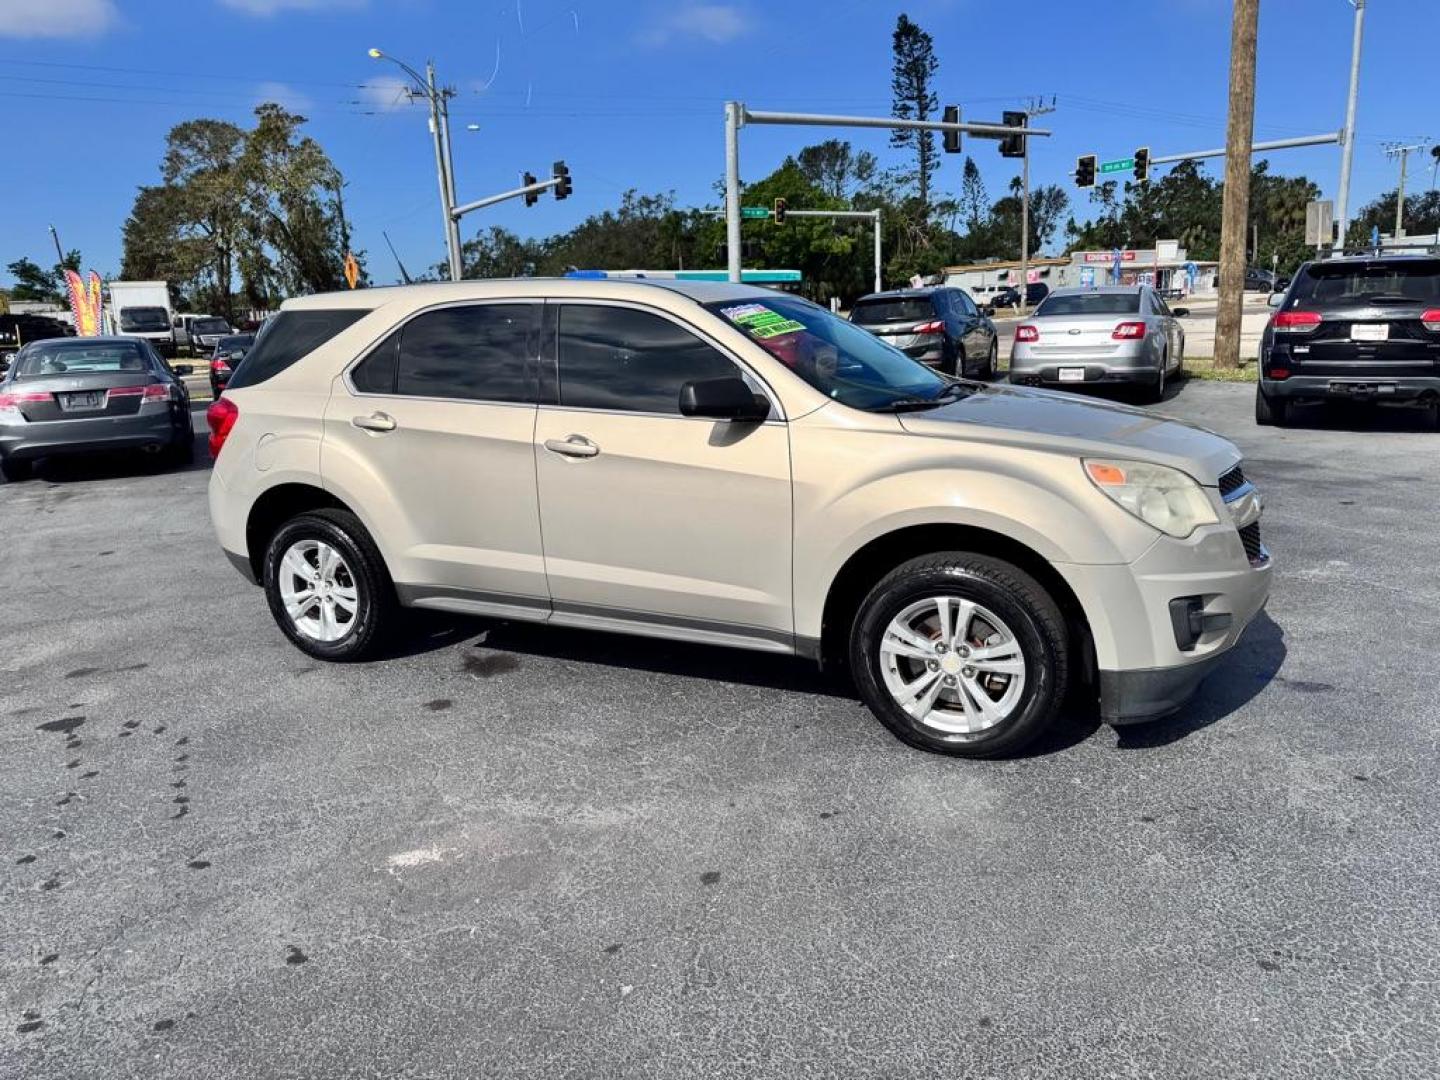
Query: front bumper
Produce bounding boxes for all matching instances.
[1057,520,1273,725]
[1264,373,1440,403]
[0,409,184,461]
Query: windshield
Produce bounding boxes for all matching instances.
[850,298,938,325]
[1289,261,1440,304]
[118,306,169,332]
[12,341,149,379]
[705,296,951,411]
[1037,292,1141,316]
[193,318,230,335]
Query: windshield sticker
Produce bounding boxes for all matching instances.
[721,304,806,338]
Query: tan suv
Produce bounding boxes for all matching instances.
[207,279,1271,757]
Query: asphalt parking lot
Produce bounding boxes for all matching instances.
[4,383,1439,1079]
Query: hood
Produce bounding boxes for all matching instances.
[897,383,1240,485]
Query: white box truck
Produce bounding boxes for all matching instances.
[105,281,175,356]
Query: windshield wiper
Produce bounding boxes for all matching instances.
[873,382,973,412]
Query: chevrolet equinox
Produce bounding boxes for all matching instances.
[208,280,1271,757]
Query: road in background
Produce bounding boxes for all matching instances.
[4,385,1439,1077]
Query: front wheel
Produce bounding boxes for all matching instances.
[262,509,396,661]
[849,553,1070,758]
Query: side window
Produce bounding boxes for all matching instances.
[395,304,536,403]
[227,309,370,389]
[556,305,740,414]
[955,290,978,317]
[350,328,400,394]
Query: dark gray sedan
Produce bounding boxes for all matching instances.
[0,337,195,482]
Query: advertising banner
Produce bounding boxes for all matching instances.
[64,270,105,336]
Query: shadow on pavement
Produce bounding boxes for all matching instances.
[1112,609,1287,749]
[1274,400,1437,433]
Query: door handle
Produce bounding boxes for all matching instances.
[352,412,397,432]
[543,434,600,458]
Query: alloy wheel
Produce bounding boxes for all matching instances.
[277,539,360,642]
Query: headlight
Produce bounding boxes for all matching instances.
[1083,459,1219,538]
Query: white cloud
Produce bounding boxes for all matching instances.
[359,75,414,112]
[0,0,118,38]
[255,81,314,111]
[218,0,362,14]
[640,3,749,48]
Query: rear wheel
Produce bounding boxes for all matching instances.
[849,553,1070,758]
[1143,357,1167,404]
[262,509,396,661]
[1255,383,1288,426]
[983,338,998,380]
[0,458,33,483]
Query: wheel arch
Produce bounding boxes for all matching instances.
[817,522,1095,685]
[244,482,351,582]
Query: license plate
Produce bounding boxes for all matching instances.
[1351,323,1389,341]
[1058,367,1086,383]
[59,391,105,411]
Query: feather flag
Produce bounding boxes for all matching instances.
[64,270,104,336]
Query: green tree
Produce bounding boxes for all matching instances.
[4,251,81,304]
[1347,189,1440,246]
[889,14,940,208]
[796,139,878,202]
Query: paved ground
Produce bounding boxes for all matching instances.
[3,385,1439,1079]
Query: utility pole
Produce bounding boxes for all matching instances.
[1335,0,1365,252]
[368,49,462,281]
[1384,142,1431,238]
[1019,97,1056,314]
[1214,0,1259,371]
[48,224,66,267]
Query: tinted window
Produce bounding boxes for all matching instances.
[557,305,739,414]
[192,318,230,335]
[1289,260,1440,305]
[954,291,978,317]
[351,328,400,394]
[1035,292,1142,316]
[396,304,535,403]
[851,298,938,324]
[226,308,369,389]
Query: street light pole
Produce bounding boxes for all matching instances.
[369,49,462,281]
[1335,0,1365,252]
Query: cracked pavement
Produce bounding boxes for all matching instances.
[2,384,1439,1078]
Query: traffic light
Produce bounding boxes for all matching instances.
[523,171,538,207]
[942,104,961,153]
[1133,146,1151,184]
[553,160,572,200]
[999,110,1028,159]
[773,197,787,225]
[1074,154,1097,189]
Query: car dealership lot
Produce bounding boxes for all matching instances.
[3,385,1439,1078]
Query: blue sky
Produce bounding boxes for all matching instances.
[2,0,1435,287]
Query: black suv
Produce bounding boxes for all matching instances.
[850,287,999,378]
[1257,256,1440,427]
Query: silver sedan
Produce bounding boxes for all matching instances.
[1008,285,1186,402]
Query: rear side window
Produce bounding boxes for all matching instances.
[851,298,937,324]
[350,328,400,394]
[396,304,536,403]
[556,304,738,414]
[1289,261,1440,305]
[227,309,368,389]
[1036,293,1141,316]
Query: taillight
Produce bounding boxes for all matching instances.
[1112,322,1147,340]
[109,384,170,401]
[913,320,944,335]
[206,397,238,458]
[1421,309,1440,332]
[1015,324,1039,342]
[211,359,231,374]
[1273,310,1321,333]
[1269,368,1291,380]
[0,390,51,408]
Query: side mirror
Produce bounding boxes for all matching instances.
[1172,307,1190,318]
[679,377,770,422]
[1267,292,1285,308]
[173,364,194,377]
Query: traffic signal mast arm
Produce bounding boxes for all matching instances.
[450,161,572,220]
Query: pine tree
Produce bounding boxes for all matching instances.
[889,14,940,209]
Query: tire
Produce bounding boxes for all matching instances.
[948,344,964,378]
[849,552,1070,758]
[262,509,396,661]
[1,458,33,483]
[1145,355,1167,403]
[1255,384,1288,426]
[983,338,998,380]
